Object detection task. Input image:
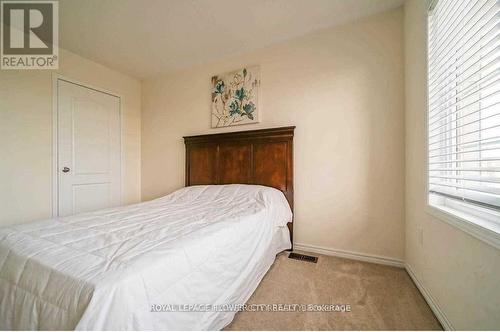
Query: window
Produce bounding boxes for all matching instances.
[427,0,500,234]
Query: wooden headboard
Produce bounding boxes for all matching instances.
[184,126,295,245]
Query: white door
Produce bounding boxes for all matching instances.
[57,79,121,217]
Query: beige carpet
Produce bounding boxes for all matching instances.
[225,251,442,330]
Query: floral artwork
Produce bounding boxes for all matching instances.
[211,66,260,128]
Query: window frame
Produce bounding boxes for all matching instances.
[425,0,500,250]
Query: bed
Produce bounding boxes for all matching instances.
[0,126,295,330]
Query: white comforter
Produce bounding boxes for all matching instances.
[0,184,292,330]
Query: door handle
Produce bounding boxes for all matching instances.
[62,167,70,173]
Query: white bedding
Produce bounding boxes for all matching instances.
[0,184,292,330]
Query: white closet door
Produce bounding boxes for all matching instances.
[57,79,121,217]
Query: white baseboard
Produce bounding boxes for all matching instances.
[405,263,453,331]
[293,242,405,268]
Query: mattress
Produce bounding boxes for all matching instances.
[0,184,292,330]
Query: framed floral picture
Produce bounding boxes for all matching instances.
[211,66,260,128]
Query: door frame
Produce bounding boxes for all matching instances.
[51,74,124,217]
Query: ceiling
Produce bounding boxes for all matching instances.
[59,0,404,79]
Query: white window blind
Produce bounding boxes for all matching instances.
[428,0,500,214]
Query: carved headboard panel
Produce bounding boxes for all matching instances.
[184,126,295,244]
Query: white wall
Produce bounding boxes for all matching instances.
[142,9,406,261]
[0,48,142,226]
[404,0,500,329]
